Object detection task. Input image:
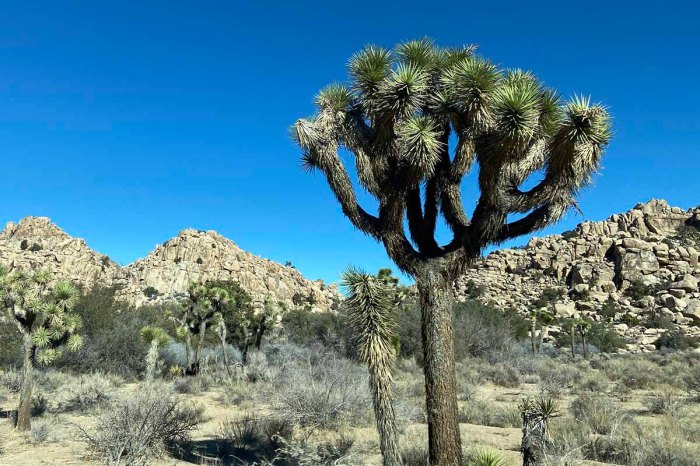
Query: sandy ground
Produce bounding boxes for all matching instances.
[1,378,698,465]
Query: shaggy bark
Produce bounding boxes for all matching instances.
[417,268,461,466]
[16,335,36,431]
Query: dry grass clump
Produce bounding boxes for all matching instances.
[54,373,115,413]
[79,383,204,465]
[0,367,21,393]
[458,398,520,428]
[601,356,661,390]
[643,388,687,417]
[684,364,700,400]
[569,392,626,435]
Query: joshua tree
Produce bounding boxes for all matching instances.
[519,396,558,466]
[293,38,610,464]
[529,308,555,355]
[140,326,172,381]
[171,282,228,375]
[0,267,82,430]
[574,317,592,359]
[342,267,402,466]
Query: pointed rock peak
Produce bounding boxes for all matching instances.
[1,216,69,240]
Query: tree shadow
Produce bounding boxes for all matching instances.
[172,439,270,466]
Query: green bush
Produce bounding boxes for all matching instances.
[655,329,700,351]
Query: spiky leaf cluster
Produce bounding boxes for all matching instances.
[0,267,83,365]
[293,39,611,276]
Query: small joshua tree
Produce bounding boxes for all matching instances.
[519,396,558,466]
[574,317,592,359]
[140,326,172,381]
[0,267,82,430]
[293,38,610,464]
[342,267,402,466]
[529,308,555,355]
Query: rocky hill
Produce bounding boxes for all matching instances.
[0,218,341,311]
[455,199,700,352]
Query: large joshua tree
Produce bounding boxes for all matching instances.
[0,267,82,430]
[293,39,610,464]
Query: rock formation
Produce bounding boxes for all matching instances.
[454,199,700,352]
[0,218,341,312]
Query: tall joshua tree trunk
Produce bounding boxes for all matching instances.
[417,270,461,466]
[17,335,36,431]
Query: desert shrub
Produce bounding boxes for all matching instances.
[58,286,174,379]
[216,415,295,462]
[142,286,159,298]
[80,383,203,465]
[655,329,700,351]
[587,322,626,353]
[0,323,21,366]
[395,300,527,364]
[401,445,429,466]
[537,359,582,391]
[569,392,626,435]
[171,374,213,394]
[453,301,524,363]
[625,420,700,466]
[533,287,565,308]
[281,308,355,357]
[245,350,274,382]
[275,355,370,430]
[547,415,591,460]
[625,280,655,302]
[485,362,521,388]
[221,380,258,407]
[643,390,686,417]
[31,420,51,444]
[54,373,115,412]
[684,364,700,399]
[458,399,520,428]
[576,371,610,393]
[602,357,660,389]
[31,393,49,417]
[275,434,356,466]
[0,367,22,393]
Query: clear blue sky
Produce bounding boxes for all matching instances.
[1,1,698,284]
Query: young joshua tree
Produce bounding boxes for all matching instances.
[342,267,402,466]
[0,267,82,430]
[293,39,610,464]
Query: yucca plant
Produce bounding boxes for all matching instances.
[519,396,559,465]
[469,449,507,466]
[293,38,610,465]
[0,266,82,430]
[342,267,402,466]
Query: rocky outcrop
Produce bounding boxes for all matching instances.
[455,200,700,353]
[0,218,341,312]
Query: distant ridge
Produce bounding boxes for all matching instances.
[0,217,341,311]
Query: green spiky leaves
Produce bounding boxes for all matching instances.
[141,325,172,347]
[341,267,397,366]
[349,45,392,93]
[397,115,443,177]
[0,268,84,367]
[561,95,612,146]
[315,83,353,113]
[377,63,430,117]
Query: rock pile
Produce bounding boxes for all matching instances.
[455,199,700,352]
